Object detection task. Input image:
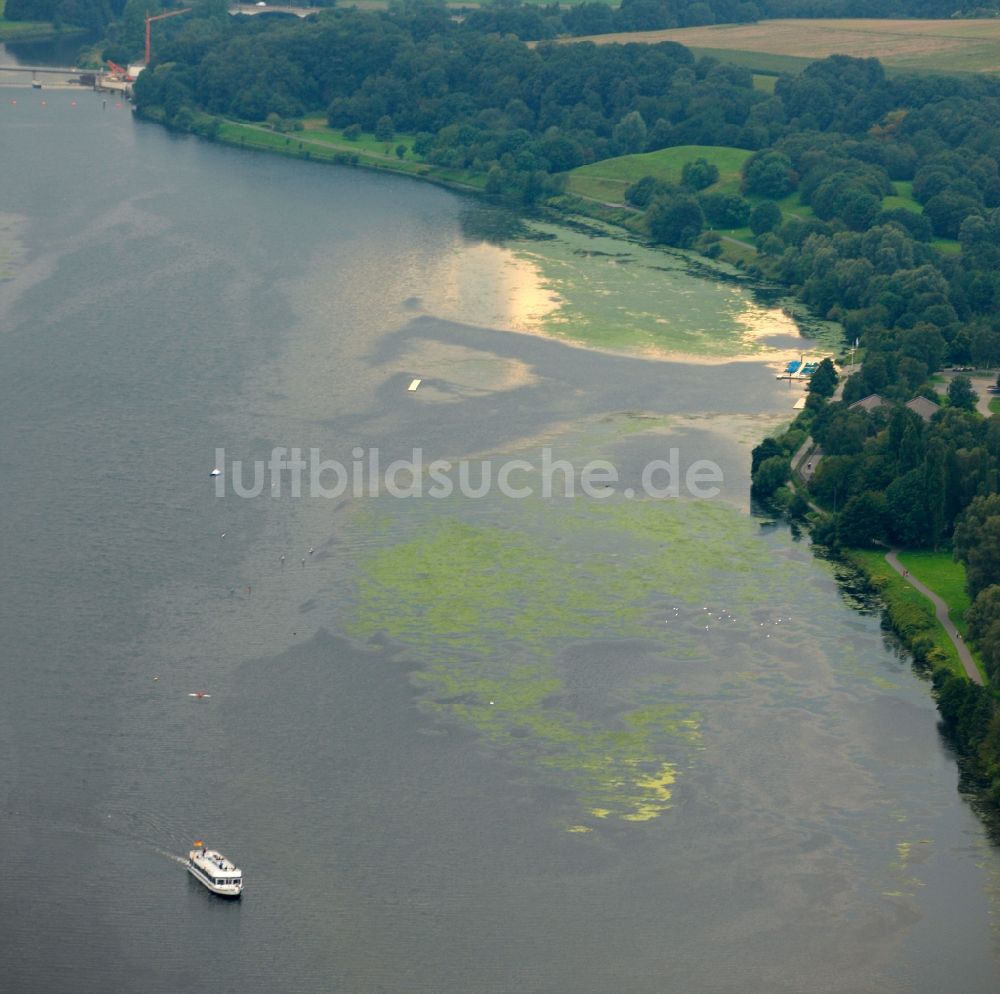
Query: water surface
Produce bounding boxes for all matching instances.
[1,68,999,994]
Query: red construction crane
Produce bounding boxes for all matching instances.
[106,59,132,81]
[145,8,192,66]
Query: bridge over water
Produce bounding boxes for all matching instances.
[228,3,323,15]
[0,65,92,75]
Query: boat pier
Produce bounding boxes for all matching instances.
[775,356,823,381]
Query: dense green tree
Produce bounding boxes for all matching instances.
[700,192,751,228]
[749,200,782,235]
[562,2,615,35]
[924,191,983,239]
[924,435,949,546]
[955,495,1000,598]
[626,175,674,209]
[751,436,784,474]
[893,412,925,474]
[947,375,978,412]
[612,111,647,155]
[967,585,1000,641]
[875,207,933,242]
[751,455,789,501]
[967,585,1000,681]
[742,150,795,198]
[934,672,995,754]
[838,491,887,548]
[809,357,838,398]
[681,157,719,191]
[886,468,930,546]
[972,327,1000,369]
[949,331,973,367]
[647,196,704,249]
[807,453,859,509]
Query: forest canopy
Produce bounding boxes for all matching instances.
[4,0,990,35]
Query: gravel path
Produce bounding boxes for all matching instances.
[884,549,983,685]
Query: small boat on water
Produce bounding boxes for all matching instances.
[187,842,243,898]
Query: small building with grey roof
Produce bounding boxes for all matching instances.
[905,396,941,422]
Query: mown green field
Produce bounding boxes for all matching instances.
[218,120,425,172]
[301,118,416,155]
[882,181,959,252]
[882,180,918,212]
[212,116,959,262]
[214,118,487,189]
[212,114,955,263]
[566,147,951,248]
[896,550,973,637]
[567,145,753,203]
[685,47,815,76]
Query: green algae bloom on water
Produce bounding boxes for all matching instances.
[348,498,785,827]
[507,219,805,359]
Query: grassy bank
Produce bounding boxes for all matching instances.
[896,550,974,640]
[145,110,959,265]
[173,114,488,192]
[567,145,753,203]
[845,548,970,681]
[141,107,836,363]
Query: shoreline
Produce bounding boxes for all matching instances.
[842,547,998,815]
[136,107,830,376]
[844,549,980,683]
[489,317,819,371]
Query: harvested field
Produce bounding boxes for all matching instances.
[567,18,1000,74]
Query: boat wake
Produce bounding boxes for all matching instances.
[153,847,190,866]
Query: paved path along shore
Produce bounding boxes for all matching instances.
[884,549,983,686]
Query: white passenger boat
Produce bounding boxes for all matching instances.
[186,843,243,898]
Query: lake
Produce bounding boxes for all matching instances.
[2,47,999,993]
